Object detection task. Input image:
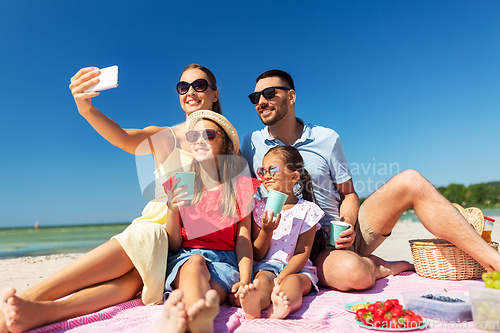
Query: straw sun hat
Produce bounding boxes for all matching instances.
[186,110,240,154]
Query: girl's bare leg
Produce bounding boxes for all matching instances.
[267,274,310,319]
[21,239,134,302]
[172,255,221,333]
[253,270,276,311]
[151,289,187,333]
[186,290,219,333]
[2,268,142,333]
[173,255,212,310]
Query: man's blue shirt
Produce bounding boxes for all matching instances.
[241,118,352,228]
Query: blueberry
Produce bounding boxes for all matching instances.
[420,293,465,303]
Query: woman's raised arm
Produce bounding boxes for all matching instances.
[69,67,173,156]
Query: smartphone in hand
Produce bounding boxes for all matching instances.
[84,65,119,92]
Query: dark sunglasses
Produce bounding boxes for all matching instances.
[248,86,291,104]
[185,129,220,143]
[176,79,216,95]
[256,165,283,179]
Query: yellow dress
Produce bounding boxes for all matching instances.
[112,128,193,305]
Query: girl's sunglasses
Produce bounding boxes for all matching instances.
[176,79,215,95]
[256,165,283,179]
[185,129,220,143]
[248,86,291,104]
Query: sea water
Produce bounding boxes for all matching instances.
[1,209,499,260]
[0,223,128,259]
[399,208,500,223]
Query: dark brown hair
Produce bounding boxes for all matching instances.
[181,64,222,114]
[256,69,295,90]
[265,146,314,202]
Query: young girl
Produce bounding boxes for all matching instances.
[239,145,325,320]
[161,110,258,333]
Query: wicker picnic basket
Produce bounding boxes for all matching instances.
[409,205,499,280]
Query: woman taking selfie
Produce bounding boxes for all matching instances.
[1,64,223,333]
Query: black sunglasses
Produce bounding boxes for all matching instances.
[176,79,216,95]
[185,129,220,143]
[248,86,291,104]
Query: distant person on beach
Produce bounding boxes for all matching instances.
[0,64,225,333]
[239,146,324,320]
[241,69,500,291]
[155,110,255,332]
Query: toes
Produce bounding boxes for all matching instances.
[168,289,183,305]
[205,290,219,307]
[1,288,16,303]
[175,301,185,310]
[187,299,205,318]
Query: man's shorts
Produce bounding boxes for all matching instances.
[327,204,391,257]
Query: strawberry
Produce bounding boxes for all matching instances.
[367,303,377,313]
[389,317,403,329]
[356,308,367,321]
[403,314,418,328]
[373,316,386,328]
[383,300,394,311]
[413,314,424,326]
[356,308,372,326]
[373,306,386,318]
[390,306,403,318]
[390,299,399,306]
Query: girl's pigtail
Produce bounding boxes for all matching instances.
[299,168,326,261]
[298,169,315,203]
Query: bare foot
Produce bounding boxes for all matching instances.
[369,255,414,279]
[239,279,262,319]
[151,289,187,333]
[187,289,219,333]
[1,287,53,333]
[266,285,290,319]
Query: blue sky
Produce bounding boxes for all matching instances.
[1,0,499,228]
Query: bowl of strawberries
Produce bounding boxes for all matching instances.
[353,299,428,331]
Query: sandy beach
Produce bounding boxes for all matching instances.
[1,220,499,294]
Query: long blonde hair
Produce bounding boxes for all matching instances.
[189,119,244,218]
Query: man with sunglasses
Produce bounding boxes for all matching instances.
[241,69,500,292]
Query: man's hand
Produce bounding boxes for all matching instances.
[333,217,356,249]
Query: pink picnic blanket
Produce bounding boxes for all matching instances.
[29,272,487,333]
